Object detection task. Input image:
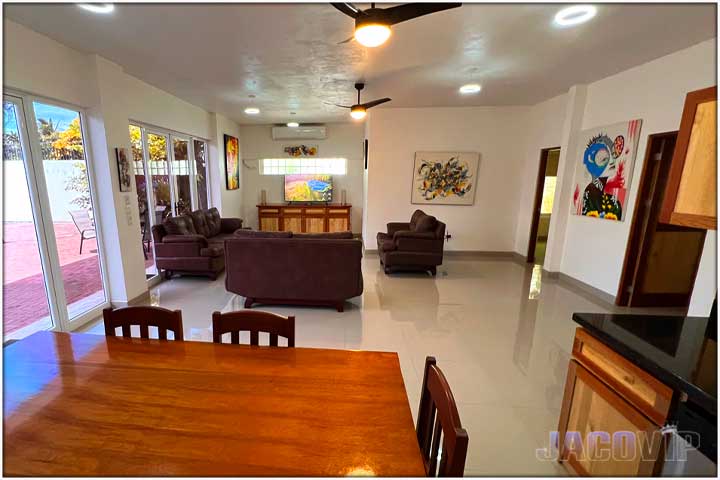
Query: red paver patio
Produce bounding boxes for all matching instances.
[3,222,155,334]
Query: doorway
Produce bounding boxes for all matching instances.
[3,93,110,339]
[616,132,706,307]
[527,147,561,265]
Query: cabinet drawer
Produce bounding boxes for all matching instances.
[573,328,672,425]
[305,208,325,214]
[283,208,302,214]
[259,208,279,214]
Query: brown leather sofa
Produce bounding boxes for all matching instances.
[151,207,243,280]
[225,230,363,312]
[376,209,446,275]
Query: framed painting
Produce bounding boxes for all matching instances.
[571,119,643,221]
[411,151,479,205]
[115,147,132,192]
[283,144,318,157]
[224,134,239,190]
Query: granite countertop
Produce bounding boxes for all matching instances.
[572,312,717,416]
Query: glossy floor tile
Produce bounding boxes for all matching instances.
[81,255,676,476]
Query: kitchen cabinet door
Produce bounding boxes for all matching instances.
[558,360,665,476]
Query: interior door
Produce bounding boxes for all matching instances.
[617,132,706,307]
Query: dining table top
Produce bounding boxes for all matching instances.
[3,331,426,477]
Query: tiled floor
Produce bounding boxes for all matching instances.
[81,255,675,476]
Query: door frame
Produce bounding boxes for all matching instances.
[526,146,561,263]
[615,131,706,307]
[4,89,111,333]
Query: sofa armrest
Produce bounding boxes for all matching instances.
[387,222,411,235]
[163,234,208,246]
[393,230,436,240]
[155,242,202,258]
[220,217,243,233]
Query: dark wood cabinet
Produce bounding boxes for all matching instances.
[257,204,351,233]
[660,86,717,230]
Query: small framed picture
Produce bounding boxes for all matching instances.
[116,147,132,192]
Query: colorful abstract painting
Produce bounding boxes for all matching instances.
[283,144,318,157]
[571,119,642,221]
[224,134,239,190]
[411,152,479,205]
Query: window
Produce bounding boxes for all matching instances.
[540,176,557,214]
[260,157,347,175]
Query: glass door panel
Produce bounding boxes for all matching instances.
[130,125,157,278]
[147,132,171,224]
[171,137,191,215]
[2,99,54,337]
[193,139,209,210]
[31,101,107,320]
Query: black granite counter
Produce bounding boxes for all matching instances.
[572,312,716,416]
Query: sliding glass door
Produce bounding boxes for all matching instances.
[129,124,209,279]
[3,93,109,338]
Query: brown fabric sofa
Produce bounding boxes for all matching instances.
[225,230,363,312]
[376,209,446,275]
[151,207,243,280]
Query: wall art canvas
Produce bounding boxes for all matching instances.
[411,151,479,205]
[283,144,318,157]
[224,134,239,190]
[115,147,132,192]
[571,119,642,221]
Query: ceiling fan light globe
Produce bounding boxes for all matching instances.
[350,107,367,120]
[354,23,391,47]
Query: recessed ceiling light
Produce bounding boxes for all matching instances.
[244,107,260,115]
[77,3,114,14]
[554,5,596,27]
[287,122,300,128]
[354,23,392,47]
[459,84,482,94]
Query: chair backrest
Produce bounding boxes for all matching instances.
[103,306,184,341]
[416,356,468,477]
[212,310,295,347]
[69,210,93,230]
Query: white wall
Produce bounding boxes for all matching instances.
[556,39,717,300]
[364,107,530,251]
[3,20,242,304]
[513,93,567,255]
[238,123,365,232]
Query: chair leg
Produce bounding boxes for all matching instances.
[430,266,437,276]
[79,236,84,255]
[244,297,254,309]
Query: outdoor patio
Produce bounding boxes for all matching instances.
[3,221,155,335]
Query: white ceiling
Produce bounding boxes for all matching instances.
[5,3,716,125]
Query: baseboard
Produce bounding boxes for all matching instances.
[364,249,529,262]
[546,271,617,307]
[112,290,151,308]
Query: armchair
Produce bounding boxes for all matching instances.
[376,209,446,275]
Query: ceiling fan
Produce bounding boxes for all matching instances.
[333,2,462,47]
[326,83,391,120]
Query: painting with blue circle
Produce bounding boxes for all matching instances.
[571,119,643,222]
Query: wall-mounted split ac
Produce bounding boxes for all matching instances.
[271,125,327,140]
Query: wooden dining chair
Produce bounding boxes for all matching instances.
[416,356,469,477]
[212,310,295,347]
[103,306,184,341]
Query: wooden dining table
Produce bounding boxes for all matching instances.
[3,331,426,476]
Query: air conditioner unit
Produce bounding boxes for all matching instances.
[271,125,327,140]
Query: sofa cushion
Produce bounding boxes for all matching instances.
[189,210,210,237]
[204,208,222,237]
[414,214,438,233]
[163,215,197,236]
[294,231,353,239]
[234,230,293,239]
[380,239,396,252]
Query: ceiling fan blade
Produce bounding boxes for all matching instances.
[331,3,362,19]
[337,35,355,45]
[323,101,353,109]
[361,98,392,109]
[385,3,462,25]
